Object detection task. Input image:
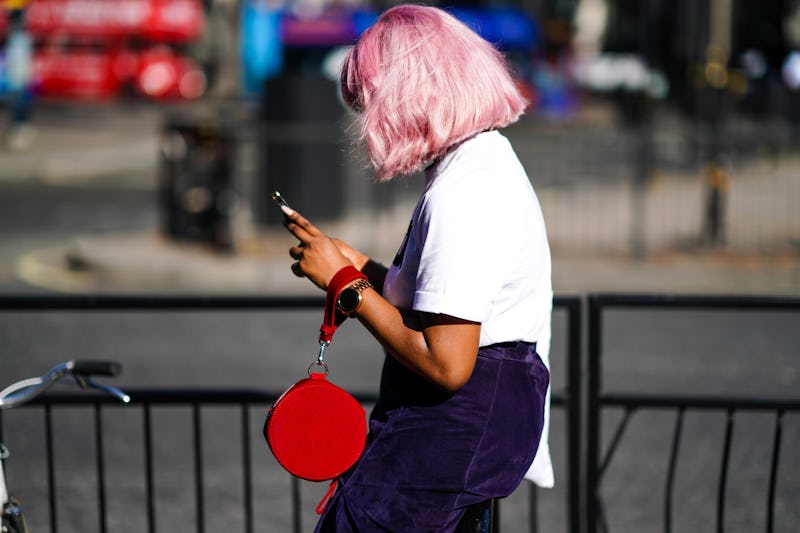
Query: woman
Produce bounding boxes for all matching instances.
[281,5,552,531]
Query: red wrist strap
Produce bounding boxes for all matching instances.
[320,266,368,344]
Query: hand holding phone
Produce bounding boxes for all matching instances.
[272,190,291,211]
[274,189,372,289]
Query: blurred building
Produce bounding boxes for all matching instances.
[0,0,209,102]
[595,0,798,120]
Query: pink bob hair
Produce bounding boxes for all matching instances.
[340,4,528,181]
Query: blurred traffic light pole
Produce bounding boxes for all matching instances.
[698,0,735,246]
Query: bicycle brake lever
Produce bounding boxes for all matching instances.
[87,380,131,404]
[73,374,90,390]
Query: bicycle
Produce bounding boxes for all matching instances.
[0,360,130,533]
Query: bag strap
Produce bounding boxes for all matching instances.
[310,267,368,500]
[319,265,368,345]
[316,479,339,515]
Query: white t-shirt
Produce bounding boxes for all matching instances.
[384,130,552,347]
[382,129,555,487]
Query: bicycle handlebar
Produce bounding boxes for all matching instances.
[68,360,122,378]
[0,359,130,409]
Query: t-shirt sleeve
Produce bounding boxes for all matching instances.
[412,175,519,322]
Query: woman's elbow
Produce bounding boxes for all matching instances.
[412,317,481,392]
[433,365,474,393]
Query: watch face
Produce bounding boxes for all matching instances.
[338,288,361,312]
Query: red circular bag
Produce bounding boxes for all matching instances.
[264,266,370,482]
[264,371,367,482]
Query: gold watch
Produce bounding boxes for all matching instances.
[336,279,372,317]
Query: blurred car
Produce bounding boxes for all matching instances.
[134,45,206,100]
[27,44,205,101]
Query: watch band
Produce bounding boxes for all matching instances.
[321,266,368,343]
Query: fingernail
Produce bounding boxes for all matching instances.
[281,205,294,216]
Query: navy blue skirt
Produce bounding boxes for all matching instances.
[315,341,549,532]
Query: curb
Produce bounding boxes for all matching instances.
[15,232,800,296]
[15,233,319,295]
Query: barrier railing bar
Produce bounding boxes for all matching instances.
[24,388,563,409]
[291,476,301,533]
[664,408,685,533]
[529,485,538,533]
[766,410,783,533]
[563,295,583,533]
[527,295,582,533]
[44,404,57,533]
[585,294,800,310]
[597,408,633,479]
[0,295,326,311]
[594,407,633,533]
[598,496,609,533]
[717,410,734,533]
[193,403,205,533]
[94,404,108,533]
[28,389,566,408]
[143,404,156,533]
[599,394,800,411]
[29,389,378,406]
[241,403,253,533]
[587,295,603,533]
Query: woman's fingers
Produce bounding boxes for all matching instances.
[282,206,323,243]
[281,206,355,289]
[289,244,304,260]
[290,261,304,277]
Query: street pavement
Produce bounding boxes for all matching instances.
[1,99,798,298]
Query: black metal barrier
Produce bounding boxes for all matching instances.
[4,294,799,532]
[587,294,800,533]
[0,295,581,533]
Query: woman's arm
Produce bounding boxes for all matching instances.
[354,291,480,392]
[283,207,479,392]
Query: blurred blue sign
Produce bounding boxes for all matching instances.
[240,2,538,96]
[240,0,283,95]
[447,7,539,52]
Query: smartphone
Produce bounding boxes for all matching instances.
[271,190,291,210]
